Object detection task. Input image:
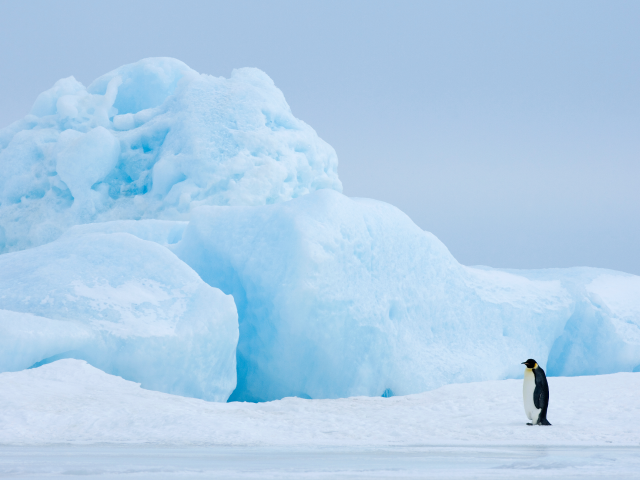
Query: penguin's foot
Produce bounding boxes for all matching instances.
[526,423,533,426]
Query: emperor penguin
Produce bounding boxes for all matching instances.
[521,359,551,425]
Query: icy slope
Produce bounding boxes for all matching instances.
[0,233,238,401]
[173,189,640,401]
[1,359,638,446]
[0,57,341,254]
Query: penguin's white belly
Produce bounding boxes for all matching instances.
[523,369,541,422]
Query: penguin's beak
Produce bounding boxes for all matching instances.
[521,362,526,365]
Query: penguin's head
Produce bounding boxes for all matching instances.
[521,359,538,369]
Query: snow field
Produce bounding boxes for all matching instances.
[1,360,638,447]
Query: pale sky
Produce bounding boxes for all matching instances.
[1,0,638,274]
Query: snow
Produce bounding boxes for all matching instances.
[1,359,639,447]
[0,57,341,254]
[173,189,640,401]
[0,233,238,401]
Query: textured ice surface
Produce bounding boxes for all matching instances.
[0,57,341,253]
[0,232,238,401]
[174,189,640,401]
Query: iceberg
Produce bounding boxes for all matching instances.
[0,231,238,401]
[506,269,640,376]
[1,57,639,405]
[0,58,341,254]
[173,189,640,401]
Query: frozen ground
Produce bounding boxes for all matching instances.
[1,360,639,478]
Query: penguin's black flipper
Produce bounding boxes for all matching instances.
[533,385,541,409]
[533,367,551,426]
[536,389,548,412]
[533,367,550,415]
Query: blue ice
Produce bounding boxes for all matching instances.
[173,189,640,401]
[1,58,639,403]
[0,231,238,401]
[0,58,341,254]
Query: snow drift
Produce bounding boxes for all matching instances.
[0,231,238,401]
[2,359,639,446]
[0,57,341,254]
